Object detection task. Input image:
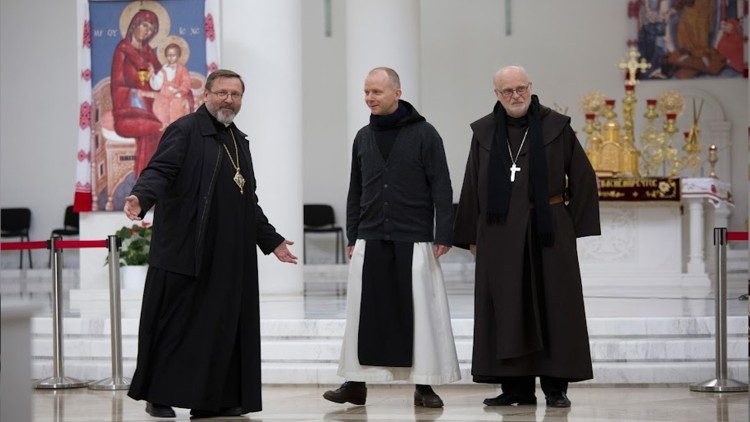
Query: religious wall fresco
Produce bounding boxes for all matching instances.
[631,0,747,79]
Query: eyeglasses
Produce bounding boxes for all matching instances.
[495,83,531,98]
[210,90,243,100]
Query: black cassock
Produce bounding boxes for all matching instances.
[453,105,600,382]
[129,123,280,413]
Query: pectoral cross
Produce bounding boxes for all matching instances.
[510,163,520,182]
[618,47,651,86]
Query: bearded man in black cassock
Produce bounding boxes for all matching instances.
[124,69,298,419]
[453,66,600,408]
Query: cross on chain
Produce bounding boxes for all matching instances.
[510,163,520,182]
[618,47,651,86]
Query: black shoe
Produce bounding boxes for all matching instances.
[145,402,176,418]
[545,392,571,408]
[483,392,537,406]
[414,385,444,408]
[323,381,367,405]
[190,406,244,418]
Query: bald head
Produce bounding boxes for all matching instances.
[368,67,401,89]
[493,65,533,118]
[493,65,529,88]
[364,67,402,115]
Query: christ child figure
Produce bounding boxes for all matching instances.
[150,42,193,129]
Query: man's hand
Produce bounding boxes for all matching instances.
[273,240,298,264]
[124,195,142,220]
[433,244,450,259]
[346,245,354,260]
[470,244,476,256]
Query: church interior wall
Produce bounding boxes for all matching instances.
[0,0,747,270]
[301,0,349,240]
[0,0,80,266]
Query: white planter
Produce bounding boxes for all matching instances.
[120,265,148,290]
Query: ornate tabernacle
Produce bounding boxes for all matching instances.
[581,47,705,179]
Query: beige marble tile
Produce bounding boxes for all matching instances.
[32,385,748,422]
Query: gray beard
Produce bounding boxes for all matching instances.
[207,104,237,126]
[215,108,236,125]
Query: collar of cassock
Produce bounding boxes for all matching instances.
[487,94,554,247]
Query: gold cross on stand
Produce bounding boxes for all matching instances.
[618,47,651,86]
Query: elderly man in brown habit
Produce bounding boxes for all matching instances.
[453,65,600,408]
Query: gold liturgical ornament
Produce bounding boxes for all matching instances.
[224,130,246,194]
[618,47,651,86]
[581,49,704,179]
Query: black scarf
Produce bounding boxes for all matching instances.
[486,95,554,247]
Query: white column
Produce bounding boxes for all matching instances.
[686,198,706,274]
[345,0,421,142]
[223,0,303,295]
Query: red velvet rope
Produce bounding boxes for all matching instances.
[727,231,749,242]
[56,240,108,249]
[0,239,110,251]
[0,241,49,251]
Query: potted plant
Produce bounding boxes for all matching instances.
[115,221,152,290]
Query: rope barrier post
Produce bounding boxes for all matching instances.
[34,235,88,389]
[689,227,748,393]
[89,235,131,390]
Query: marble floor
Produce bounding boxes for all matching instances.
[33,384,749,421]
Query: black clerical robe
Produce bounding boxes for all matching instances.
[128,106,284,413]
[453,105,600,382]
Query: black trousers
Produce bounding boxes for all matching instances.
[499,376,568,396]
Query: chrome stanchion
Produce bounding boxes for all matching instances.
[34,235,88,389]
[89,235,131,390]
[690,227,748,392]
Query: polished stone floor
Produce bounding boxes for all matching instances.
[33,385,749,421]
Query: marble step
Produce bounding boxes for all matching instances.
[31,316,748,337]
[30,316,748,384]
[31,336,748,363]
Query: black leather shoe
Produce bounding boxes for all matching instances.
[545,392,571,408]
[190,406,244,418]
[414,385,444,408]
[145,402,176,418]
[483,392,537,406]
[323,381,367,405]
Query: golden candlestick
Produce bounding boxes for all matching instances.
[639,99,661,176]
[662,113,683,177]
[708,144,719,178]
[583,113,602,171]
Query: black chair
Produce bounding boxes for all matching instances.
[51,206,79,238]
[49,205,79,267]
[303,204,345,264]
[1,208,32,268]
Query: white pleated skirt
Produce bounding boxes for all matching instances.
[336,239,461,385]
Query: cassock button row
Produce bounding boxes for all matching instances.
[384,184,388,188]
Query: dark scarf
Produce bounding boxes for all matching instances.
[370,101,410,130]
[486,95,554,247]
